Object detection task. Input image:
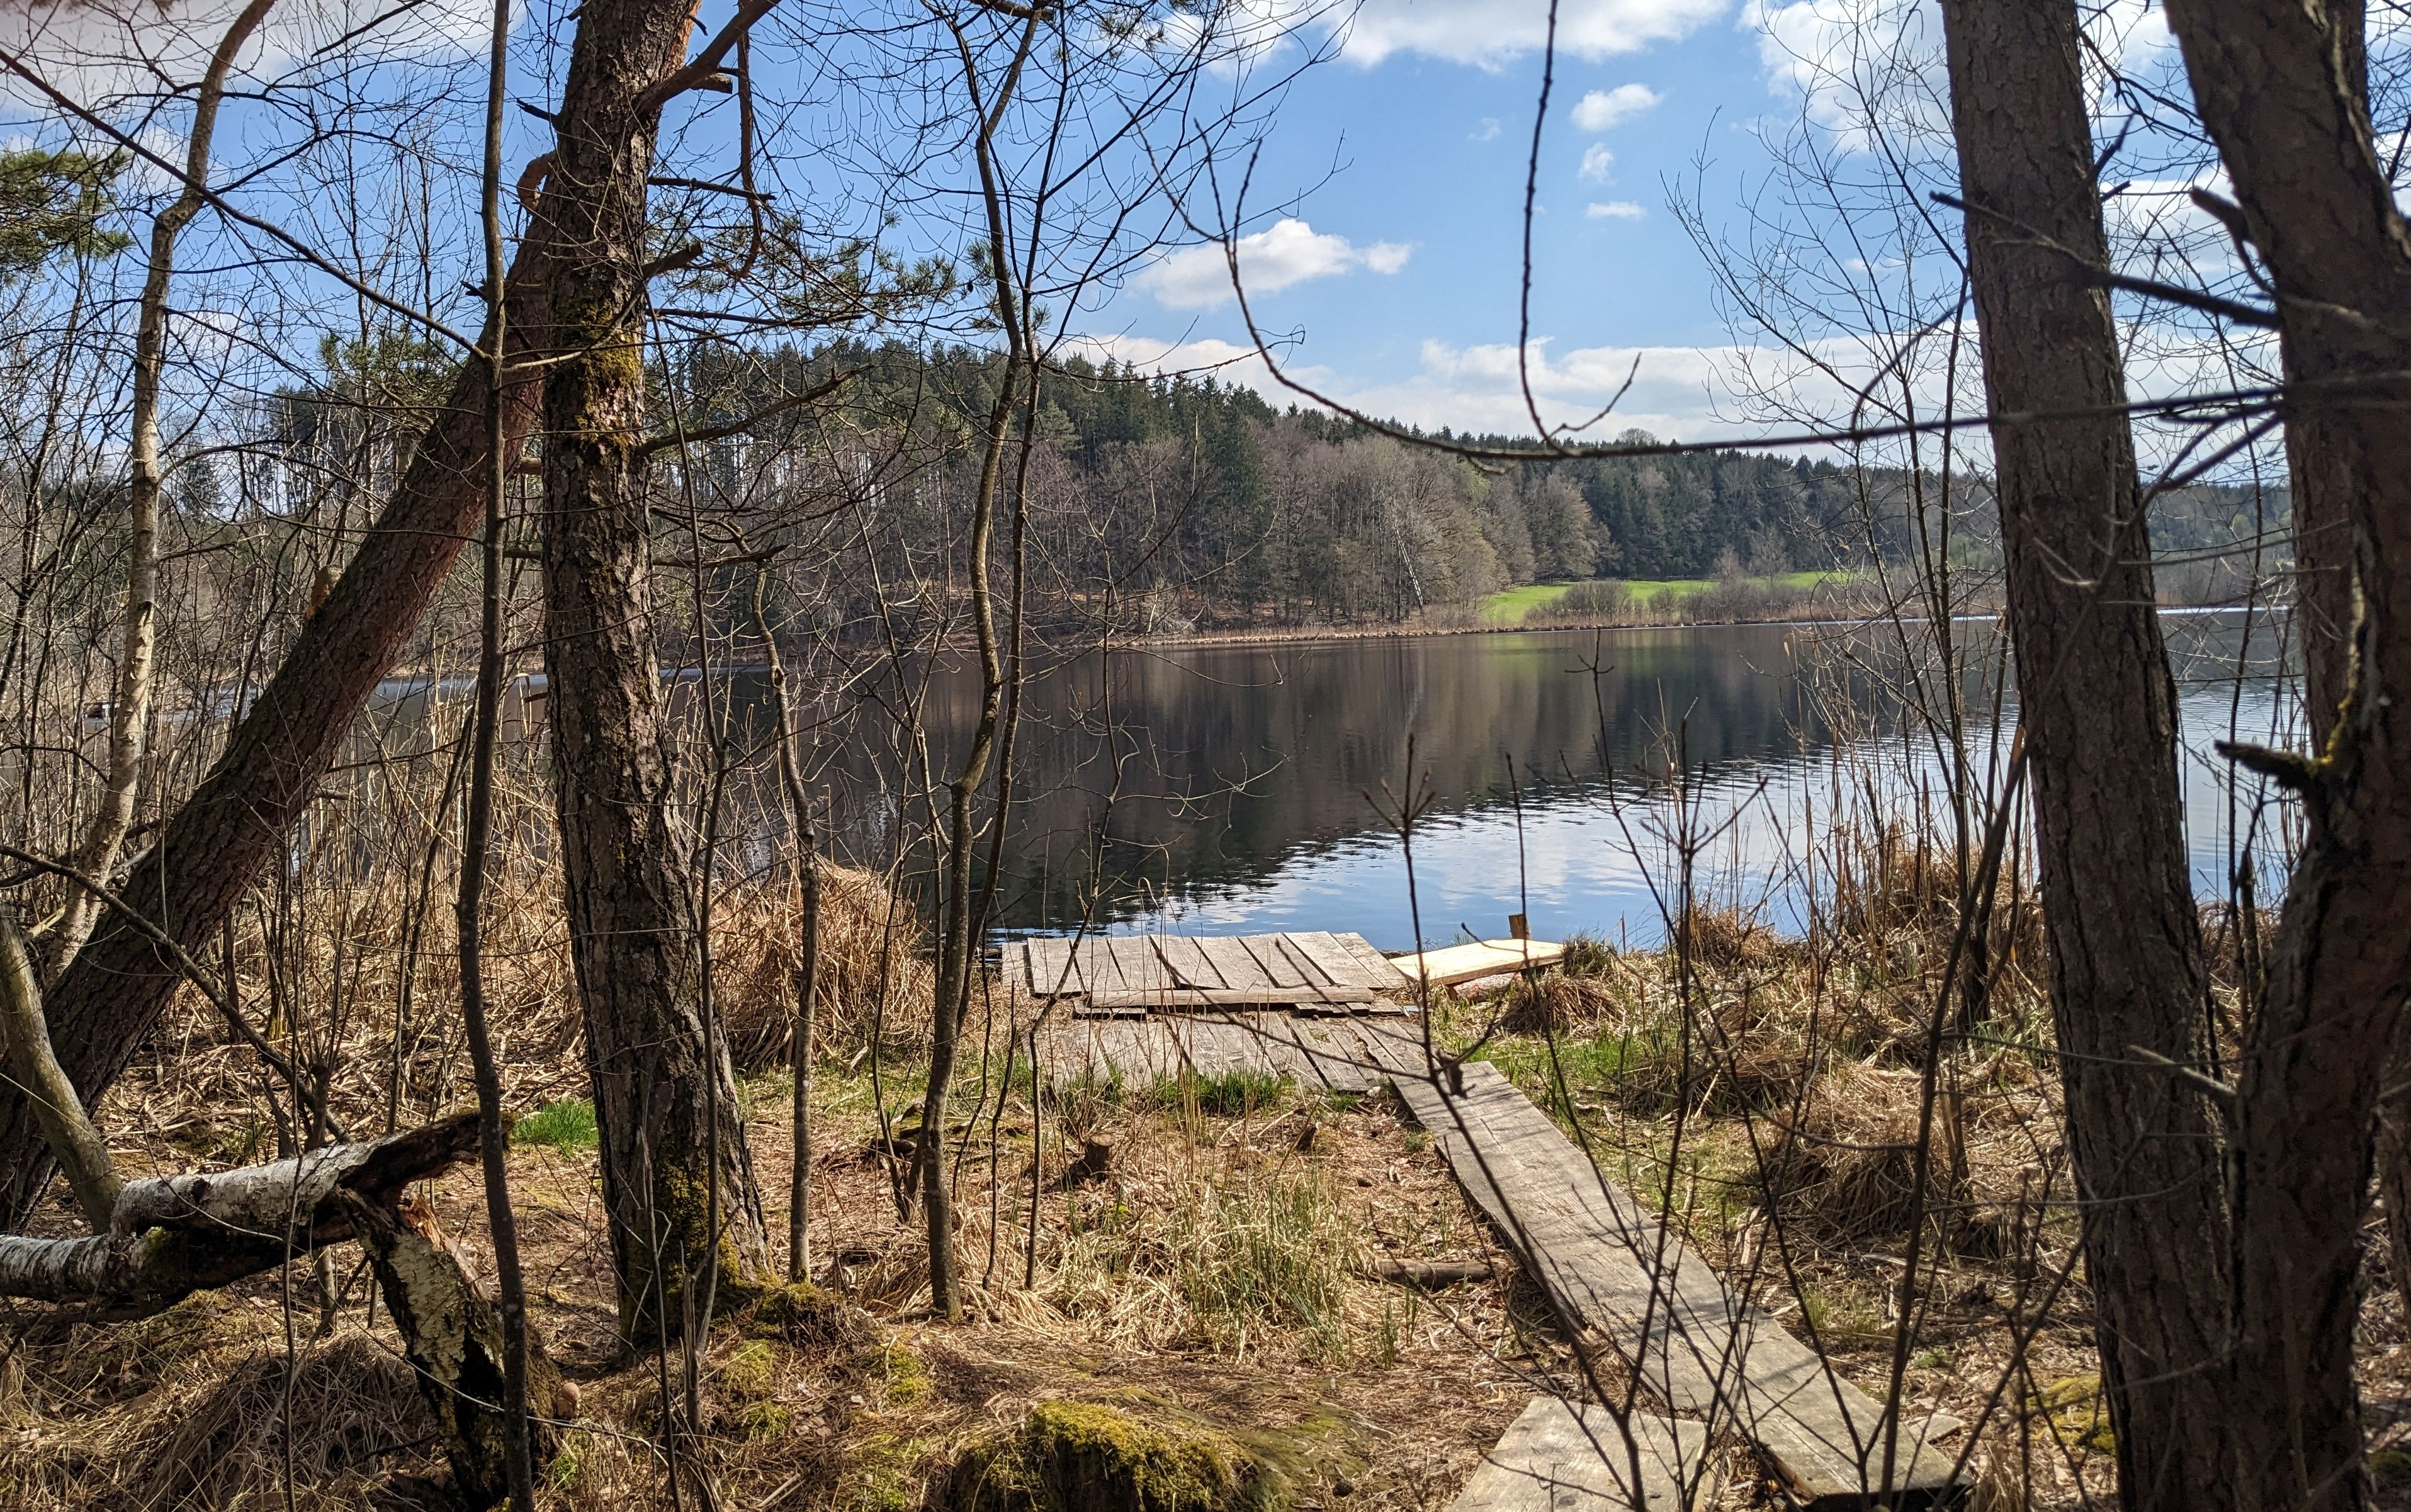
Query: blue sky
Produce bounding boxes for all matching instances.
[1081,1,1807,441]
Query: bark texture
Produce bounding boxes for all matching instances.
[0,1113,477,1315]
[344,1190,567,1509]
[2162,1,2411,1505]
[537,0,768,1341]
[0,261,551,1230]
[1937,4,2230,1509]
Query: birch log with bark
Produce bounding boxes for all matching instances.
[0,1113,477,1316]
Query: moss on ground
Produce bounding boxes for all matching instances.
[947,1399,1276,1512]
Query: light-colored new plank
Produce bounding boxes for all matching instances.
[1389,939,1567,989]
[1451,1399,1714,1512]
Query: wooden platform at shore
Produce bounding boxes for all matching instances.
[1005,930,1412,1016]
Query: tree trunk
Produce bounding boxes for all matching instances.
[0,250,551,1230]
[536,0,768,1343]
[342,1190,568,1510]
[1937,5,2232,1509]
[48,0,279,975]
[2161,2,2411,1504]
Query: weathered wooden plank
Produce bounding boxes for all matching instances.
[1085,986,1376,1011]
[1338,932,1413,990]
[1451,1399,1714,1512]
[1263,932,1341,988]
[1153,935,1228,991]
[1379,1050,1966,1510]
[1198,935,1273,993]
[1081,938,1132,999]
[1238,935,1314,990]
[1288,931,1384,990]
[1117,937,1176,1000]
[1023,937,1081,997]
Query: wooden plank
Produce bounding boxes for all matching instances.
[1198,935,1273,993]
[1116,937,1176,1000]
[1081,937,1132,999]
[1450,1399,1714,1512]
[1390,939,1567,989]
[1022,937,1081,997]
[1267,932,1343,989]
[1086,986,1376,1012]
[1288,930,1384,991]
[1153,935,1228,991]
[1336,932,1412,991]
[1238,934,1315,990]
[1379,1051,1966,1510]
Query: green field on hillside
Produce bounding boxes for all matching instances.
[1477,571,1850,625]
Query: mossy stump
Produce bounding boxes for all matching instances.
[949,1400,1276,1512]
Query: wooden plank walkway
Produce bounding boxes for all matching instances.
[1450,1398,1713,1512]
[1004,932,1412,1017]
[1364,1041,1967,1511]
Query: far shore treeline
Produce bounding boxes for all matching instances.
[248,336,2294,641]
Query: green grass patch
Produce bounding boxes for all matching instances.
[1146,1068,1291,1117]
[1476,570,1860,625]
[1478,581,1578,623]
[512,1098,599,1153]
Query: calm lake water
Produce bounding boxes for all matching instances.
[798,612,2297,952]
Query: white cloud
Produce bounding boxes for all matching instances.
[1336,0,1729,69]
[1573,83,1663,130]
[1579,143,1617,183]
[1471,116,1502,142]
[1586,200,1647,218]
[1136,219,1413,310]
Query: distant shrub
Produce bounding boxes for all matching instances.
[1537,579,1634,621]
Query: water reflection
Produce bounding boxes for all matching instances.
[779,612,2295,951]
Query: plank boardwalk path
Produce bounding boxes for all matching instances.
[1450,1399,1713,1512]
[1010,942,1962,1508]
[1362,1041,1968,1511]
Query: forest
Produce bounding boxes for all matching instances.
[0,2,2394,1512]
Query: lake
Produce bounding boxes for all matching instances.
[792,611,2298,952]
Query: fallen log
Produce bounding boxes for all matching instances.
[0,1112,479,1318]
[1358,1256,1497,1288]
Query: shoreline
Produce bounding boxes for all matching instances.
[1117,606,1861,653]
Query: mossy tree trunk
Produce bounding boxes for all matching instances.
[534,0,769,1343]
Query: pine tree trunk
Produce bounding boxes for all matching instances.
[536,0,768,1342]
[1937,4,2232,1508]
